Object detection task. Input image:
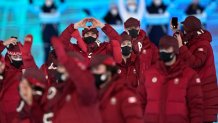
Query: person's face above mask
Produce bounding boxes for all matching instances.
[84,32,97,44]
[10,54,22,61]
[9,55,23,69]
[91,64,111,89]
[159,47,176,63]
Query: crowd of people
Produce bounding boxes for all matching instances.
[0,15,218,123]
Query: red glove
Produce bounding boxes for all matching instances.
[20,34,37,69]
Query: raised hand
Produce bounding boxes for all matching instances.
[174,33,183,48]
[89,18,105,28]
[74,18,90,29]
[23,35,33,52]
[19,79,33,105]
[3,37,17,46]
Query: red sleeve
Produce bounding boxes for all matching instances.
[21,36,38,69]
[202,76,218,121]
[110,40,122,64]
[59,24,76,49]
[71,30,87,53]
[51,37,97,105]
[179,45,208,69]
[40,64,51,86]
[101,24,121,41]
[0,41,6,53]
[187,73,203,123]
[121,90,144,123]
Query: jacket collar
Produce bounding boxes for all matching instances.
[157,57,185,80]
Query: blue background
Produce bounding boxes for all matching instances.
[0,0,217,78]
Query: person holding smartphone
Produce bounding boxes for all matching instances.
[138,35,203,123]
[171,16,218,123]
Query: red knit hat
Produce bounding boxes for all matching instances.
[23,68,47,89]
[120,33,132,43]
[90,55,116,68]
[159,35,179,54]
[82,27,99,37]
[7,42,23,56]
[181,16,202,32]
[124,17,140,28]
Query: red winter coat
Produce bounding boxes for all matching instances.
[121,30,159,81]
[42,37,102,123]
[99,75,144,123]
[179,30,218,122]
[59,23,122,64]
[138,59,203,123]
[117,53,140,88]
[0,41,22,123]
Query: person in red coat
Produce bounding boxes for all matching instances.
[117,34,141,88]
[90,54,144,123]
[0,37,24,123]
[173,16,218,123]
[40,37,102,123]
[138,35,203,123]
[17,67,47,123]
[59,18,122,63]
[121,17,159,78]
[0,55,5,121]
[40,17,122,85]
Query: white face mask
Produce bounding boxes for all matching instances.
[153,0,162,6]
[128,5,137,12]
[46,0,53,7]
[111,9,118,15]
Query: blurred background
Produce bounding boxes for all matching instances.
[0,0,217,77]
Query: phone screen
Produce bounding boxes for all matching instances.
[172,17,178,29]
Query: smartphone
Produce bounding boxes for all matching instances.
[171,17,178,29]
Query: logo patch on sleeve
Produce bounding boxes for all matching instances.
[110,97,117,105]
[128,97,137,103]
[196,78,201,84]
[152,77,158,83]
[198,48,204,52]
